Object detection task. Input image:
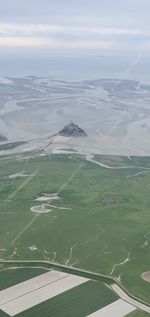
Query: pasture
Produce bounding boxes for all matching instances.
[15,280,117,317]
[0,154,150,303]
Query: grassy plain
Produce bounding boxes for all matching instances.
[0,154,150,303]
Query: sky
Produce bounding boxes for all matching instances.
[0,0,150,57]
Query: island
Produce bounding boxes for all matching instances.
[59,121,87,137]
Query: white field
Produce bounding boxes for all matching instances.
[0,270,88,316]
[0,270,67,305]
[87,299,135,317]
[111,284,150,313]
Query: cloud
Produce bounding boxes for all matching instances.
[0,36,113,50]
[0,2,149,57]
[61,40,114,50]
[66,27,142,36]
[0,23,143,37]
[0,23,63,35]
[0,37,48,47]
[0,23,144,53]
[0,23,150,57]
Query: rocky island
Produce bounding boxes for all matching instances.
[59,121,87,137]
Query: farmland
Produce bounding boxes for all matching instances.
[13,280,117,317]
[0,266,119,317]
[0,267,48,291]
[126,310,150,317]
[0,153,150,304]
[0,311,9,317]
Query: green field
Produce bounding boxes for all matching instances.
[0,154,150,303]
[0,267,48,290]
[15,280,117,317]
[126,310,150,317]
[0,311,9,317]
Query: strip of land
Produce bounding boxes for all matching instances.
[87,299,135,317]
[0,270,88,316]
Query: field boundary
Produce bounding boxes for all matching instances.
[0,260,150,313]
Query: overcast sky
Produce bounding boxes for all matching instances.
[0,0,150,56]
